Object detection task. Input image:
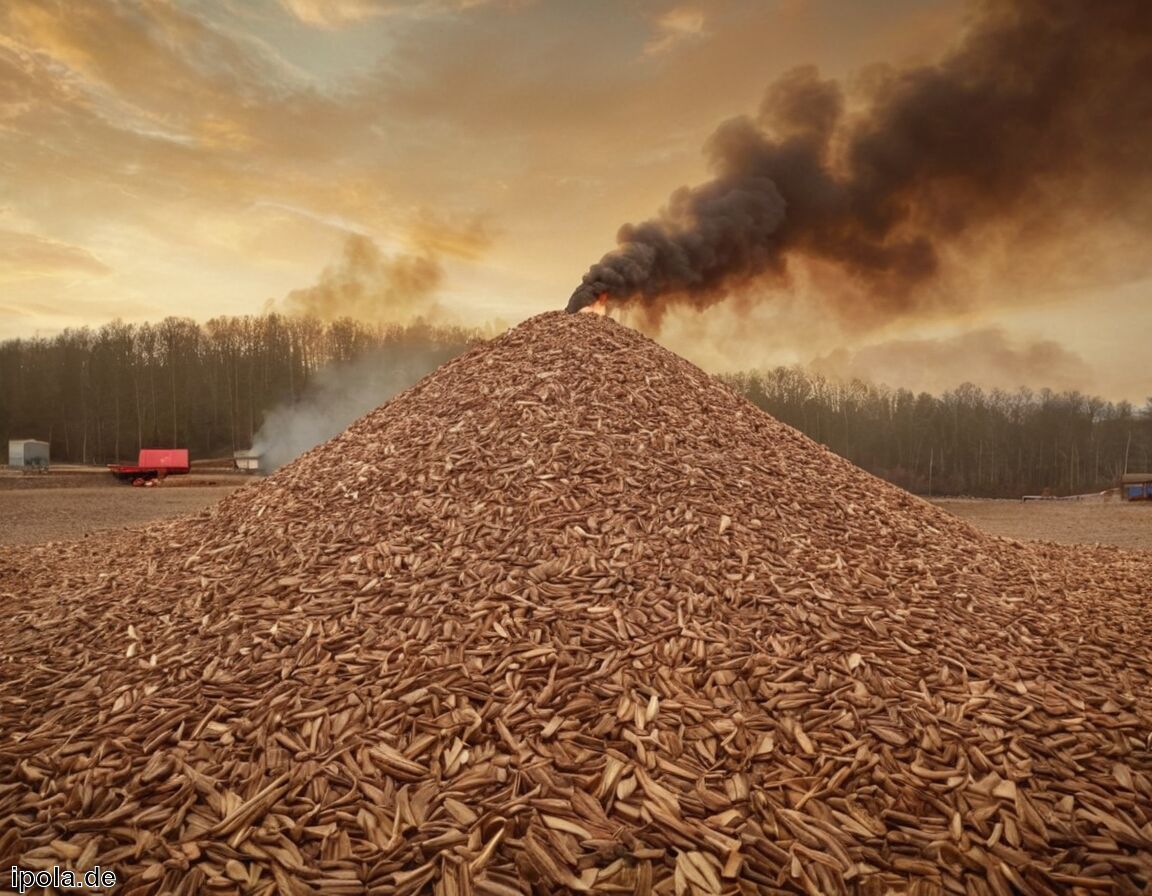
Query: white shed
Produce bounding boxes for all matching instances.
[8,439,50,471]
[233,450,263,473]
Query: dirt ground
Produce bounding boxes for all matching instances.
[931,497,1151,551]
[2,469,1148,550]
[0,469,252,545]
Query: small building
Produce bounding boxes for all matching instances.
[233,450,262,473]
[1121,473,1152,501]
[8,439,50,471]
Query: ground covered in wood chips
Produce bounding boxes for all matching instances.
[1,312,1150,896]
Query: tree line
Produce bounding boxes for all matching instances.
[722,369,1152,497]
[0,315,482,465]
[1,314,1148,497]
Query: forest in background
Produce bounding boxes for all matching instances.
[0,315,482,466]
[1,314,1149,497]
[721,370,1151,498]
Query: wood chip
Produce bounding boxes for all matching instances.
[1,312,1150,893]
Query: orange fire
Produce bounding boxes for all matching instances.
[579,292,609,316]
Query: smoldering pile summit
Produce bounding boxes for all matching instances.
[568,0,1152,319]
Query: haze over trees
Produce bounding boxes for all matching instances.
[1,314,1148,498]
[0,315,481,466]
[722,370,1152,498]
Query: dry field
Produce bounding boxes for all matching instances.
[2,470,1147,552]
[0,470,250,545]
[932,497,1151,551]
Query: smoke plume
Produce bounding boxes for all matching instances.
[252,336,474,471]
[285,234,443,324]
[259,216,492,469]
[810,328,1096,397]
[568,0,1152,319]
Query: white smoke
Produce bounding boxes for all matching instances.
[251,345,455,472]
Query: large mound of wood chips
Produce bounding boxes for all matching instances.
[2,312,1150,895]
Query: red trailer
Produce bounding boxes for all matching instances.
[108,449,191,485]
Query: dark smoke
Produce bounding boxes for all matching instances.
[568,0,1152,317]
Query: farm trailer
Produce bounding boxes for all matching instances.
[108,449,191,485]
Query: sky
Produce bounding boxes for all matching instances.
[1,0,1149,403]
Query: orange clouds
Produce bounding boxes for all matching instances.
[645,7,707,56]
[0,229,110,280]
[278,0,522,28]
[279,0,395,27]
[0,0,1145,403]
[407,210,494,260]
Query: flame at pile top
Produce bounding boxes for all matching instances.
[566,0,1152,320]
[577,292,609,315]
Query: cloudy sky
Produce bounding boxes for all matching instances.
[1,0,1148,402]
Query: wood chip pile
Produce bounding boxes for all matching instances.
[2,311,1150,895]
